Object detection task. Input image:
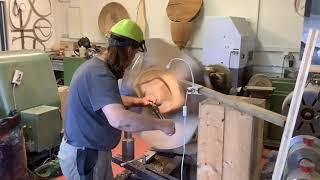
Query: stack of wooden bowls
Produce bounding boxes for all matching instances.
[166,0,203,48]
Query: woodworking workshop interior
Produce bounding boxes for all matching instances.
[2,0,320,180]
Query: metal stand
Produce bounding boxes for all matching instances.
[122,132,135,161]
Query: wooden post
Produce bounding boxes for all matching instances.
[223,97,265,180]
[197,99,225,180]
[198,97,265,180]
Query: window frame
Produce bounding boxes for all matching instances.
[0,0,8,51]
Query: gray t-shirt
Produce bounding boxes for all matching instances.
[64,57,122,151]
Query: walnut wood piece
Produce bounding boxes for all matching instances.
[166,0,203,22]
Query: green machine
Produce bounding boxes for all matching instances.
[266,77,320,146]
[264,78,296,146]
[0,50,62,153]
[63,57,86,86]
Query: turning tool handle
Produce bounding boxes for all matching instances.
[151,104,165,119]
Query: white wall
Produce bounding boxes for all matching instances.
[55,0,305,76]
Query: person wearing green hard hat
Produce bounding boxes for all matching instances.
[58,19,175,180]
[109,19,146,52]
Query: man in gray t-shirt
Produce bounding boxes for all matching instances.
[58,19,175,180]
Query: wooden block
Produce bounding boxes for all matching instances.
[223,107,252,180]
[197,97,265,180]
[197,99,225,180]
[222,97,265,180]
[58,86,70,128]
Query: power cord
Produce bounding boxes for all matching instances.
[181,92,189,180]
[166,58,195,89]
[166,58,199,180]
[12,83,17,110]
[11,70,23,110]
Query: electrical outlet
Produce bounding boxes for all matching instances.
[12,70,23,85]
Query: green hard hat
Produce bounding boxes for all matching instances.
[111,19,144,43]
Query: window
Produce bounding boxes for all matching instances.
[0,1,8,51]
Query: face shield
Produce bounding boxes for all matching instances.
[121,52,146,95]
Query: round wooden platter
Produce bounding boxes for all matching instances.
[166,0,203,22]
[98,2,130,35]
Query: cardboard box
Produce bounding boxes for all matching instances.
[58,86,70,128]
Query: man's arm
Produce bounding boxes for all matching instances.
[102,104,175,135]
[121,96,142,108]
[121,95,158,108]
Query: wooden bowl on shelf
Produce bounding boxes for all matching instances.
[98,2,130,35]
[170,21,194,48]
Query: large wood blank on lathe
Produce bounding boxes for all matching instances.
[133,69,199,150]
[134,68,185,114]
[198,97,265,180]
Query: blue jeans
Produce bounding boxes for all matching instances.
[58,138,113,180]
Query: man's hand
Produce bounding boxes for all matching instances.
[122,95,159,108]
[140,95,158,106]
[159,120,176,136]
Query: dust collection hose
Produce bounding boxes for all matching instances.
[0,111,30,180]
